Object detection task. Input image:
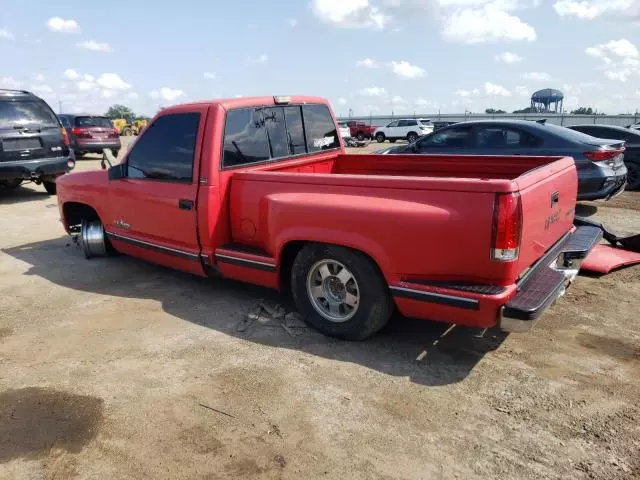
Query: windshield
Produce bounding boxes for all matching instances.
[75,116,114,128]
[0,100,59,129]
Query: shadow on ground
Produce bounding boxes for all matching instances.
[3,237,507,387]
[0,185,51,205]
[575,203,598,217]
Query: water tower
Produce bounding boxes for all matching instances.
[531,88,564,113]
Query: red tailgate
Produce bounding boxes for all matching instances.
[516,157,578,273]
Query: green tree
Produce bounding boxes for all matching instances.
[571,107,594,115]
[485,108,506,114]
[512,107,539,114]
[105,104,136,119]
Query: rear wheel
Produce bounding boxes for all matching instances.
[79,219,108,259]
[122,127,133,136]
[291,243,393,340]
[43,181,57,195]
[626,161,640,190]
[356,132,365,141]
[407,132,418,143]
[375,133,386,143]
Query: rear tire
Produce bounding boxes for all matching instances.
[1,179,22,189]
[375,133,386,143]
[123,128,133,136]
[357,132,365,141]
[43,181,57,195]
[407,132,418,143]
[626,161,640,190]
[291,243,393,340]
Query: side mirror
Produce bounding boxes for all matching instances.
[108,163,127,180]
[100,148,117,170]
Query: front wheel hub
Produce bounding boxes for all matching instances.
[307,259,360,323]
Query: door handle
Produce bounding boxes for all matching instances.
[178,199,194,210]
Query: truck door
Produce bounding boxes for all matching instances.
[104,106,208,276]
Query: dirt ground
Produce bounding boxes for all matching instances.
[0,144,639,479]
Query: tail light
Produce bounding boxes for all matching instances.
[60,128,69,146]
[108,129,119,138]
[491,192,522,262]
[71,127,91,138]
[584,148,624,162]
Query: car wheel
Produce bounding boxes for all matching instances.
[626,161,640,190]
[79,219,108,259]
[291,243,393,340]
[375,133,386,143]
[123,128,133,136]
[407,132,418,143]
[389,139,397,143]
[356,132,365,141]
[43,181,57,195]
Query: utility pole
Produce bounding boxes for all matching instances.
[58,101,62,114]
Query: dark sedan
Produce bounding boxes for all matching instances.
[566,124,639,190]
[378,120,627,201]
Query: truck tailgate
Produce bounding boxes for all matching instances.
[516,159,578,273]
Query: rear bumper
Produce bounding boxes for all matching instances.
[389,226,602,332]
[0,155,75,180]
[73,139,121,152]
[577,165,627,201]
[499,225,602,332]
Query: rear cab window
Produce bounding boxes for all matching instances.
[0,99,59,129]
[222,103,339,168]
[75,116,114,128]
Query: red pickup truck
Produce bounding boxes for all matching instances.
[56,95,600,340]
[346,121,376,141]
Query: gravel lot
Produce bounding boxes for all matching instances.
[0,140,639,479]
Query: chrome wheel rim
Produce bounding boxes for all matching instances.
[306,259,360,323]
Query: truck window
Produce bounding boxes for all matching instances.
[263,107,289,158]
[222,108,270,168]
[283,106,307,155]
[302,104,339,152]
[126,112,199,182]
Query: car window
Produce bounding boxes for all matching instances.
[75,116,113,128]
[418,126,472,148]
[0,99,59,128]
[302,104,339,153]
[406,120,418,126]
[127,112,199,182]
[283,106,307,156]
[59,116,71,128]
[544,123,603,143]
[397,120,408,127]
[476,126,542,148]
[223,108,270,168]
[387,121,399,128]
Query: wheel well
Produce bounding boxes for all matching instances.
[278,241,386,290]
[63,202,100,229]
[407,131,417,137]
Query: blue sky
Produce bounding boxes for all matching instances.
[1,0,639,116]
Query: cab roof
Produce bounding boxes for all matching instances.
[162,95,331,112]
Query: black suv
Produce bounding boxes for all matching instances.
[0,89,75,194]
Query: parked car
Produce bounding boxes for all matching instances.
[626,121,640,131]
[566,124,640,190]
[338,122,351,139]
[58,114,121,158]
[433,121,458,131]
[378,120,627,201]
[0,88,75,194]
[57,95,599,340]
[346,121,376,141]
[374,119,434,143]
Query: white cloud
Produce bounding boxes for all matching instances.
[623,57,640,66]
[76,80,96,92]
[30,84,53,94]
[391,95,407,104]
[521,71,551,81]
[495,51,523,63]
[96,73,131,90]
[248,54,268,63]
[604,69,633,82]
[390,60,426,79]
[553,0,640,21]
[127,92,139,100]
[0,29,14,40]
[311,0,387,29]
[0,76,22,89]
[484,82,511,96]
[338,97,348,105]
[46,17,80,33]
[586,39,638,59]
[359,86,386,96]
[356,58,380,68]
[515,85,529,96]
[203,72,217,80]
[150,87,185,102]
[64,69,80,80]
[101,89,117,99]
[441,3,536,43]
[32,73,46,82]
[76,40,113,52]
[288,18,298,27]
[415,97,431,106]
